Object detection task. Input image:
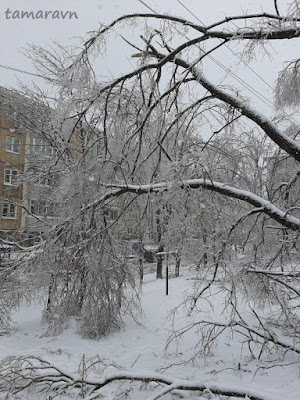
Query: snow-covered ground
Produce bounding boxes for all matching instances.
[0,267,299,399]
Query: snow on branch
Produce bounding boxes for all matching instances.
[129,42,300,162]
[144,48,300,162]
[0,355,272,400]
[191,68,300,162]
[167,318,300,357]
[69,13,300,162]
[247,268,300,296]
[102,179,300,231]
[247,268,300,277]
[205,12,300,30]
[83,12,300,54]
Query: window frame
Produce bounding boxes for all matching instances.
[29,199,58,218]
[4,168,19,186]
[37,174,55,187]
[32,137,56,157]
[103,207,119,222]
[2,203,17,219]
[6,136,20,154]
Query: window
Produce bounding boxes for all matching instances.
[2,203,17,219]
[32,137,56,157]
[30,199,58,217]
[39,176,51,186]
[4,169,18,186]
[38,174,55,187]
[103,207,118,221]
[30,200,44,216]
[6,136,20,154]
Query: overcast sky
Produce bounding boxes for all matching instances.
[0,0,297,118]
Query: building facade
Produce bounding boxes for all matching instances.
[0,87,56,243]
[0,87,154,247]
[0,101,25,234]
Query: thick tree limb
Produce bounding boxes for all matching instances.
[75,19,300,162]
[190,67,300,162]
[0,356,272,400]
[101,179,300,231]
[143,46,300,162]
[84,13,300,53]
[86,370,271,400]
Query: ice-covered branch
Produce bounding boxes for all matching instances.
[247,268,300,277]
[102,179,300,231]
[247,268,300,296]
[190,68,300,162]
[83,12,300,53]
[70,13,300,161]
[167,319,300,356]
[143,47,300,162]
[0,356,272,400]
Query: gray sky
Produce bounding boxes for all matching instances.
[0,0,297,118]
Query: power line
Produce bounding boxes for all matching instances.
[175,0,300,124]
[136,0,299,124]
[2,5,298,125]
[0,3,274,109]
[136,0,156,13]
[137,0,274,111]
[176,0,275,93]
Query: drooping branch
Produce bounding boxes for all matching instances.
[205,12,300,30]
[79,32,300,163]
[52,177,300,240]
[247,268,300,297]
[141,46,300,162]
[190,67,300,162]
[234,320,300,354]
[64,14,300,162]
[167,319,300,357]
[98,179,300,231]
[247,268,300,277]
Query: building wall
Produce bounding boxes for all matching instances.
[0,89,148,243]
[0,105,25,231]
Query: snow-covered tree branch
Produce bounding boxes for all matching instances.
[0,355,271,400]
[96,179,300,231]
[1,6,299,399]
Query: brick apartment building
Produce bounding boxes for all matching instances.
[0,87,56,244]
[0,95,26,234]
[0,87,138,246]
[2,87,204,249]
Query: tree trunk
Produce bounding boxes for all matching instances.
[138,236,144,283]
[175,252,180,277]
[156,208,164,279]
[156,245,164,279]
[202,232,208,268]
